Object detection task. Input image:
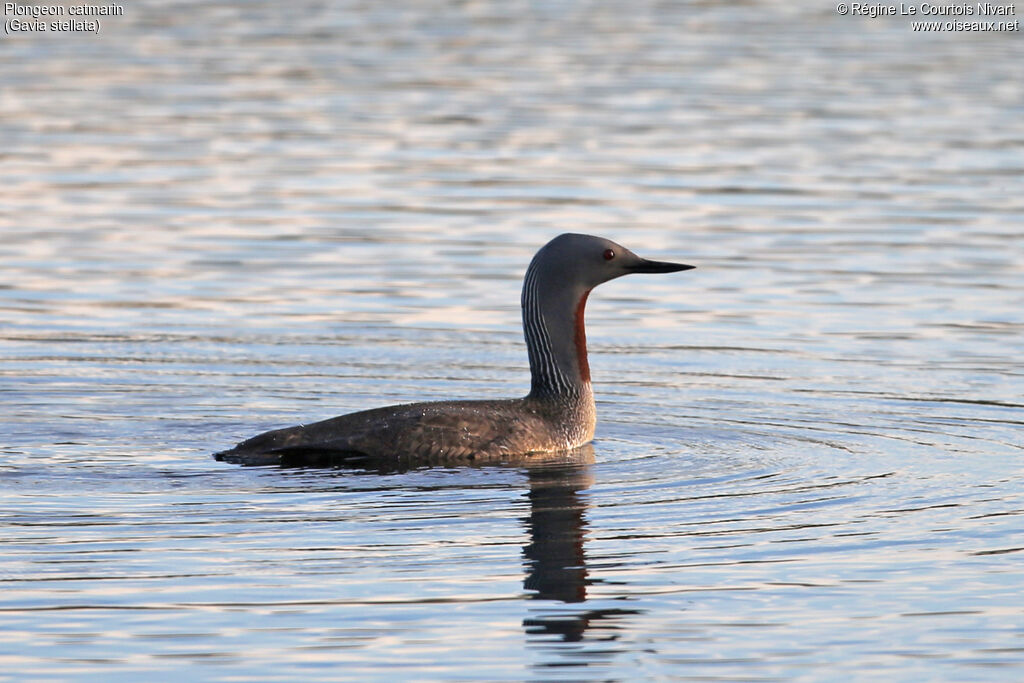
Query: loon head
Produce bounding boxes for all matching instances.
[531,233,695,291]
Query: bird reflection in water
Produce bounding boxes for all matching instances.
[520,445,642,650]
[271,444,640,659]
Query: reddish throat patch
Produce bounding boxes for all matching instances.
[574,290,591,382]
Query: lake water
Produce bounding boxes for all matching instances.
[2,0,1022,680]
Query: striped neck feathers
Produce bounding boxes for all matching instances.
[521,258,593,400]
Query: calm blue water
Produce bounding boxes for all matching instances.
[2,1,1023,680]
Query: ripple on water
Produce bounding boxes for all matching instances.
[2,0,1024,679]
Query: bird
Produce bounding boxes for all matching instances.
[214,233,694,467]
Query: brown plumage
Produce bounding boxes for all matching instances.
[216,396,591,468]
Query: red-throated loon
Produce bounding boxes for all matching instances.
[214,233,694,467]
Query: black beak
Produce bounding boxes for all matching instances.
[629,258,696,274]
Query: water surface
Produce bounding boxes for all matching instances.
[2,1,1023,680]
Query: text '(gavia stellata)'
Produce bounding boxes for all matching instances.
[214,233,694,467]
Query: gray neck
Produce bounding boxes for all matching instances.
[521,258,592,401]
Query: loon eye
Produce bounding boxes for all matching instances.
[603,249,616,261]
